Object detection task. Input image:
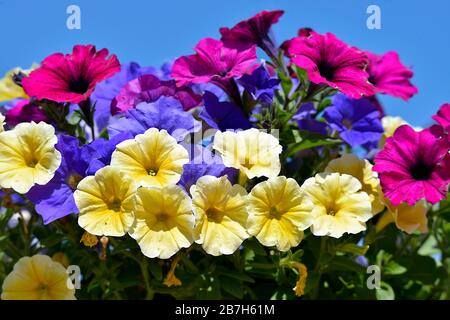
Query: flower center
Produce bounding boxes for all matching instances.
[148,168,158,176]
[156,213,170,222]
[410,162,433,181]
[66,173,83,190]
[342,118,353,130]
[242,157,254,170]
[268,206,283,220]
[69,77,90,94]
[318,61,336,81]
[205,207,225,223]
[26,157,39,168]
[107,198,122,211]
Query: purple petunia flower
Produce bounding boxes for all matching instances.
[179,144,238,192]
[111,74,201,115]
[27,135,91,224]
[237,64,280,106]
[108,96,200,142]
[199,91,252,131]
[323,94,383,147]
[83,132,134,175]
[293,103,329,135]
[90,62,160,130]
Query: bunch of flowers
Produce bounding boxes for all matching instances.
[0,10,449,300]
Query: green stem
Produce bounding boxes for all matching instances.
[139,258,154,300]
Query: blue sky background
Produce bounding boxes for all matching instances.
[0,0,448,127]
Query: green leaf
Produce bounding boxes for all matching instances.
[325,256,366,273]
[336,243,370,256]
[383,261,407,276]
[148,261,163,281]
[220,276,244,299]
[287,132,341,156]
[376,282,395,300]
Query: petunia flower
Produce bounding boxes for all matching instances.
[74,166,138,237]
[0,122,61,194]
[171,38,258,98]
[366,51,418,101]
[90,62,157,130]
[83,132,134,175]
[22,45,120,104]
[247,176,314,251]
[237,64,281,106]
[129,185,195,259]
[1,255,76,300]
[373,125,450,205]
[323,94,383,147]
[199,91,252,131]
[380,196,428,234]
[27,135,91,224]
[179,144,238,192]
[220,10,284,49]
[111,74,201,115]
[191,175,249,256]
[0,113,5,132]
[325,154,384,214]
[292,102,329,135]
[108,97,200,142]
[378,115,409,148]
[5,99,49,126]
[301,173,373,238]
[433,103,450,131]
[213,128,282,179]
[286,32,375,99]
[0,66,35,102]
[110,128,189,188]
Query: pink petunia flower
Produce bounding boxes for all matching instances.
[6,99,49,126]
[433,103,450,130]
[219,10,284,50]
[286,32,375,99]
[22,45,120,104]
[171,38,258,102]
[172,38,257,86]
[111,74,201,115]
[366,51,418,101]
[374,124,450,206]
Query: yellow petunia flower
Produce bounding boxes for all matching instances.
[74,166,138,237]
[302,173,373,238]
[1,255,76,300]
[191,175,249,256]
[380,196,428,234]
[110,128,189,188]
[325,154,384,214]
[213,128,282,179]
[247,176,314,251]
[80,231,99,247]
[0,66,34,102]
[379,116,408,148]
[0,113,5,132]
[129,185,195,259]
[0,121,61,194]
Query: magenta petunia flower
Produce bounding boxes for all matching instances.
[171,38,258,89]
[433,103,450,130]
[286,32,375,99]
[5,99,49,126]
[22,45,120,103]
[111,74,201,115]
[219,10,284,49]
[366,51,418,101]
[374,125,450,206]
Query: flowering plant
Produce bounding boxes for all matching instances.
[0,10,449,300]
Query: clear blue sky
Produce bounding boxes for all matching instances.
[0,0,448,127]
